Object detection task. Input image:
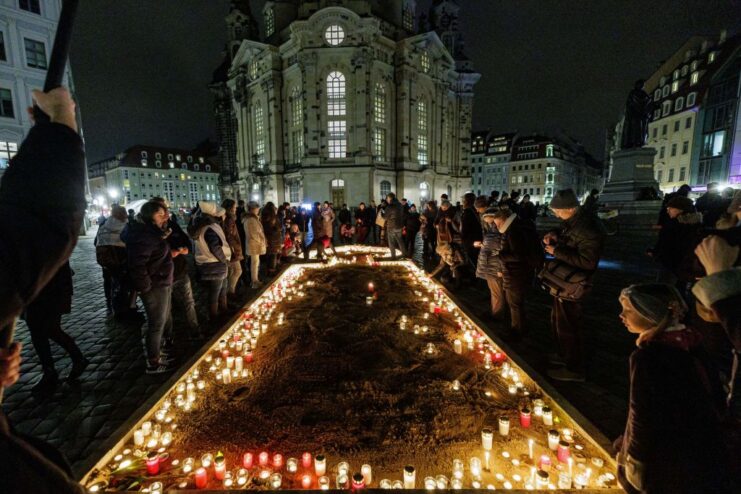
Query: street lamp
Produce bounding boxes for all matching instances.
[108,188,119,200]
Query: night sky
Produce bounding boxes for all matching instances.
[70,0,740,164]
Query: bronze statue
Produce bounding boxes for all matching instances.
[621,79,653,149]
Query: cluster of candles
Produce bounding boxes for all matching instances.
[86,258,615,492]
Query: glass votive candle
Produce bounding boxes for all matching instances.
[436,475,449,489]
[149,481,163,494]
[146,452,160,475]
[272,454,283,469]
[243,452,254,469]
[481,428,494,450]
[201,453,213,468]
[315,454,327,476]
[302,452,312,469]
[195,467,208,489]
[392,480,404,489]
[557,441,571,463]
[452,458,464,479]
[424,476,436,490]
[237,469,248,486]
[133,429,144,447]
[403,465,415,489]
[182,457,194,473]
[258,451,270,466]
[214,455,226,480]
[318,476,330,490]
[352,473,366,489]
[520,407,532,428]
[361,464,372,485]
[451,478,463,489]
[498,416,510,436]
[270,473,282,489]
[301,474,313,489]
[469,457,482,479]
[337,474,350,489]
[337,461,350,476]
[542,406,553,425]
[536,470,549,488]
[548,429,560,450]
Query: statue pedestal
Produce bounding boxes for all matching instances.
[601,147,661,214]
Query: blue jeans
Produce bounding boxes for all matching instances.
[387,229,407,259]
[205,277,228,306]
[140,285,173,363]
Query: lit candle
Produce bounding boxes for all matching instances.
[337,474,350,489]
[243,452,254,469]
[528,438,534,460]
[469,457,482,479]
[160,432,172,447]
[337,461,350,476]
[273,454,284,469]
[484,451,490,471]
[259,451,269,467]
[270,473,282,489]
[315,454,326,476]
[221,368,232,384]
[429,302,436,313]
[435,475,449,489]
[452,459,464,479]
[403,465,416,489]
[535,469,549,488]
[352,472,366,489]
[361,464,372,485]
[141,421,152,436]
[424,477,437,490]
[302,474,313,489]
[133,429,144,447]
[214,452,226,480]
[542,406,553,426]
[558,471,572,489]
[453,339,463,354]
[237,469,248,486]
[149,481,163,494]
[368,282,375,292]
[226,356,235,369]
[146,452,159,475]
[183,457,194,473]
[532,399,544,416]
[195,467,208,489]
[302,452,312,469]
[557,441,571,463]
[201,453,213,468]
[538,455,551,472]
[186,383,196,402]
[508,384,517,394]
[481,428,493,450]
[392,480,404,489]
[548,430,560,451]
[451,478,463,489]
[318,476,330,490]
[520,408,532,428]
[498,416,510,436]
[366,296,374,305]
[235,356,244,373]
[567,457,574,478]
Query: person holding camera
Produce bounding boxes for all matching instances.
[540,189,605,382]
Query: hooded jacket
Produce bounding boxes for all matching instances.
[476,221,504,281]
[125,220,174,293]
[190,214,231,280]
[223,212,244,262]
[242,212,267,257]
[552,208,605,272]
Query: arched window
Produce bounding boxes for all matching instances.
[380,180,391,199]
[421,51,430,74]
[373,83,386,160]
[403,6,414,31]
[291,87,304,164]
[265,9,275,37]
[546,144,554,157]
[288,181,300,203]
[254,102,265,165]
[325,25,345,46]
[417,99,428,166]
[327,72,347,159]
[419,182,430,199]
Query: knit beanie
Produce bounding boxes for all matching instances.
[620,283,687,326]
[199,200,226,218]
[549,189,579,209]
[666,196,695,213]
[481,206,500,219]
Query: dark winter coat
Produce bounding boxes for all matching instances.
[223,213,244,262]
[0,122,87,494]
[190,214,229,280]
[405,211,421,235]
[423,207,437,238]
[499,216,541,289]
[262,216,283,254]
[355,208,371,227]
[25,262,73,316]
[552,208,605,273]
[0,123,85,329]
[460,207,483,250]
[618,331,730,494]
[339,208,352,225]
[652,212,702,281]
[476,222,504,281]
[384,199,406,231]
[125,220,174,293]
[695,191,726,228]
[693,265,741,353]
[519,201,537,223]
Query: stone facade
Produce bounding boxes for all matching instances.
[214,1,479,207]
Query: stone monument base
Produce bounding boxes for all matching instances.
[600,147,660,215]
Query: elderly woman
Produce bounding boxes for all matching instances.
[615,283,730,493]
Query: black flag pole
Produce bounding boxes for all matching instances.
[1,0,80,403]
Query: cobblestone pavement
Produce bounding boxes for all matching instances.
[1,222,661,478]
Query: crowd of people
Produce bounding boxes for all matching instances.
[0,87,740,492]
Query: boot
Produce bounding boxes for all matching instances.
[32,368,59,394]
[209,303,219,321]
[67,356,90,380]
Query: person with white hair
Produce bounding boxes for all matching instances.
[189,201,232,321]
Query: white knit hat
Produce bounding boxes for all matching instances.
[199,200,226,218]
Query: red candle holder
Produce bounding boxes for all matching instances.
[243,452,254,469]
[301,474,313,489]
[302,452,312,469]
[195,467,208,489]
[352,472,366,490]
[538,454,552,472]
[519,408,532,428]
[273,454,284,469]
[244,351,254,363]
[259,451,270,466]
[146,452,159,475]
[557,441,571,463]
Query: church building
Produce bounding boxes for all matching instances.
[211,0,479,206]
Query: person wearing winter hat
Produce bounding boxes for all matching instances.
[648,195,702,288]
[615,283,730,494]
[189,201,232,321]
[542,189,605,382]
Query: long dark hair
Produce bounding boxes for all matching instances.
[261,202,278,226]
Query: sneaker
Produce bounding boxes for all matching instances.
[158,351,177,364]
[32,372,59,393]
[146,360,176,375]
[547,368,586,382]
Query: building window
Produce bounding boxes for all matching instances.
[155,160,161,168]
[327,71,347,159]
[690,72,699,85]
[0,140,17,169]
[289,182,300,203]
[24,38,47,69]
[691,60,698,71]
[685,116,692,129]
[671,81,679,93]
[292,130,303,164]
[674,120,680,132]
[686,92,696,107]
[155,152,161,159]
[682,141,689,154]
[0,88,14,118]
[681,65,688,76]
[373,127,385,160]
[187,155,193,163]
[652,127,657,139]
[679,167,686,181]
[205,164,211,172]
[254,102,265,165]
[668,168,675,182]
[141,159,148,166]
[374,83,386,125]
[671,143,677,157]
[189,182,199,206]
[662,101,671,116]
[657,170,663,182]
[708,51,716,63]
[417,99,428,166]
[421,51,430,74]
[674,97,684,112]
[193,164,199,171]
[325,25,345,46]
[0,32,6,62]
[662,124,667,136]
[662,85,670,97]
[653,89,661,100]
[380,180,391,198]
[659,146,665,159]
[546,144,554,157]
[265,8,275,37]
[291,87,303,127]
[403,6,414,31]
[19,0,40,14]
[162,181,174,203]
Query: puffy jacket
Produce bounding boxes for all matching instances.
[243,213,267,256]
[460,207,483,249]
[476,222,504,281]
[652,212,702,281]
[125,220,174,293]
[498,216,542,289]
[95,217,126,247]
[552,208,605,273]
[384,200,406,231]
[191,215,231,280]
[166,216,192,278]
